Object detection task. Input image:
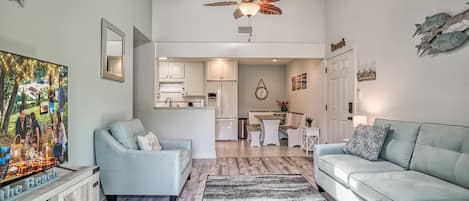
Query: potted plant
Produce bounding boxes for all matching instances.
[276,100,288,112]
[306,117,313,128]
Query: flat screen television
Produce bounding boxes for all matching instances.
[0,50,68,186]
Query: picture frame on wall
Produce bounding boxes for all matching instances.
[291,73,307,91]
[292,76,296,91]
[301,73,307,89]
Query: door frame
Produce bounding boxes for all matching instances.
[323,48,358,144]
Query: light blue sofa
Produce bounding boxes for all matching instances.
[314,118,469,201]
[94,119,192,201]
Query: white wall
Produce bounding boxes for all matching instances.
[153,0,326,58]
[133,43,216,159]
[0,0,152,165]
[238,64,287,117]
[153,0,324,43]
[286,60,325,133]
[326,0,469,126]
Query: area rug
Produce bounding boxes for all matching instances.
[202,174,327,201]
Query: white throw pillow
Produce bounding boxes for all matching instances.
[137,131,162,151]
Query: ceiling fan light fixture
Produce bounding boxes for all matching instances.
[239,3,260,16]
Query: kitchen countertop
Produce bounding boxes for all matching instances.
[255,115,285,120]
[154,106,215,110]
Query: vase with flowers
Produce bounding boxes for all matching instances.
[276,100,289,112]
[306,117,313,128]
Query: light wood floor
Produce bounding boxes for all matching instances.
[117,140,330,201]
[217,139,312,158]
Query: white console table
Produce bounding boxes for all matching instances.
[17,166,100,201]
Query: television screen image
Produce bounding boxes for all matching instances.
[0,50,68,185]
[39,101,49,115]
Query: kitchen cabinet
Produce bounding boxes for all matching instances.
[159,62,170,80]
[206,60,238,81]
[184,63,205,96]
[159,62,185,82]
[170,62,185,79]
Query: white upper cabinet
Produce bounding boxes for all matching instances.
[170,62,185,79]
[184,63,205,96]
[159,62,185,82]
[206,60,238,81]
[159,62,170,80]
[206,61,223,81]
[222,61,237,81]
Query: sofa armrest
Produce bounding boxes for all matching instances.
[313,143,346,181]
[160,139,192,151]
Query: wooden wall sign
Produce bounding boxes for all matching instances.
[357,69,376,82]
[331,38,346,52]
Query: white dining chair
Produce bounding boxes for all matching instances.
[261,119,281,146]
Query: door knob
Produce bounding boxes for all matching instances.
[347,116,353,121]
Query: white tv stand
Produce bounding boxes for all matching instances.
[17,166,100,201]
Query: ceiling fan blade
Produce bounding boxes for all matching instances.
[259,4,282,15]
[242,0,255,2]
[204,1,239,6]
[261,0,280,3]
[233,8,244,19]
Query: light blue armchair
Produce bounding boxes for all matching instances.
[94,119,192,201]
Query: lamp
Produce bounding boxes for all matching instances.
[239,3,260,17]
[353,115,368,127]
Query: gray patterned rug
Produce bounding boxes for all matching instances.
[203,174,326,201]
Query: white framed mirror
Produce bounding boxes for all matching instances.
[101,18,125,82]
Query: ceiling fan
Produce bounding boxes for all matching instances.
[204,0,282,19]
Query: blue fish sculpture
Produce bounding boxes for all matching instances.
[429,31,469,54]
[414,13,451,37]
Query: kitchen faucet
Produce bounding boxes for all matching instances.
[165,97,172,108]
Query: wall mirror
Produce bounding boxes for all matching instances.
[101,18,125,82]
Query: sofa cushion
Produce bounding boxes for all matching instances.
[410,123,469,189]
[349,171,469,201]
[374,118,421,169]
[343,125,390,161]
[137,131,162,151]
[318,154,403,187]
[110,119,146,150]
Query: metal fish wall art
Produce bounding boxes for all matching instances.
[414,3,469,56]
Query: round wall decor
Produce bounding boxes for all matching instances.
[255,79,269,100]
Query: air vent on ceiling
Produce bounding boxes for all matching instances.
[238,26,252,34]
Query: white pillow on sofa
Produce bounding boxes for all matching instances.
[137,131,162,151]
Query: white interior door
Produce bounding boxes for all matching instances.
[326,50,355,144]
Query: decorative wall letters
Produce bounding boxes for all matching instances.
[331,38,346,52]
